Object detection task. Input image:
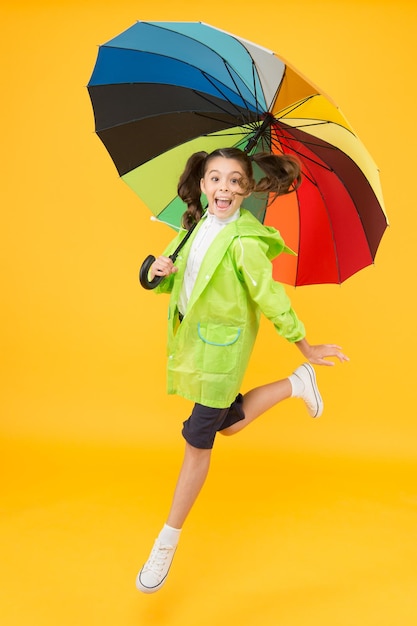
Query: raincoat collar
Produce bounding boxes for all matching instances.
[179,209,294,314]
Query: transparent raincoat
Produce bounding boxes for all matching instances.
[155,210,305,408]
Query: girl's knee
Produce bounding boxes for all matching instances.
[185,441,213,455]
[218,427,234,437]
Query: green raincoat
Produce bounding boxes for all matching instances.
[155,209,305,408]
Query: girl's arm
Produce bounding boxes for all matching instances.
[295,337,349,366]
[234,237,348,365]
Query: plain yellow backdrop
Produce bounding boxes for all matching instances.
[1,1,417,625]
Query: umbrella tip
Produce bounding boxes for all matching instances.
[150,215,181,231]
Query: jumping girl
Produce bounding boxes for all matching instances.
[136,147,348,593]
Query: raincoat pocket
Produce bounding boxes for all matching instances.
[196,322,242,374]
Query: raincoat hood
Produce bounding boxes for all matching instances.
[231,209,296,259]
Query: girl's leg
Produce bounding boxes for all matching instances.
[221,378,292,436]
[220,362,323,436]
[136,442,211,594]
[166,442,212,529]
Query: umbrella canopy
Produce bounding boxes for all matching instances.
[88,21,388,286]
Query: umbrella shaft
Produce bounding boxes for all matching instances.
[245,113,275,153]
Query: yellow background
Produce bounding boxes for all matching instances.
[1,1,416,625]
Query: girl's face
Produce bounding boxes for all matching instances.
[200,156,250,221]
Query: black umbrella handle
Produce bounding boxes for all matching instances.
[139,223,197,290]
[139,254,163,289]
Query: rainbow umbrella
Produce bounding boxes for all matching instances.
[88,21,388,286]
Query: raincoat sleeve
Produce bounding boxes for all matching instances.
[232,236,306,342]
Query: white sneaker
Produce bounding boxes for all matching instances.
[292,363,323,418]
[136,539,176,593]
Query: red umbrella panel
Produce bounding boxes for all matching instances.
[264,119,387,285]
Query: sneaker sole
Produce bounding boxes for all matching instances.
[302,363,323,418]
[135,549,176,594]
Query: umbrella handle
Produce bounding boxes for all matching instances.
[139,223,197,290]
[139,255,164,290]
[139,251,179,289]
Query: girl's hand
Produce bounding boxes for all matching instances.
[295,339,349,366]
[150,256,178,280]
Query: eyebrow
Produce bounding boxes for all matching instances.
[207,169,243,176]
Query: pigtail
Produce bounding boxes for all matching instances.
[177,151,208,230]
[252,153,302,197]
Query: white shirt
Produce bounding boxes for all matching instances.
[178,210,240,315]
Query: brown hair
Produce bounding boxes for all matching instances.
[177,147,302,230]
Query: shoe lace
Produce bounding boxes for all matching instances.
[143,541,173,575]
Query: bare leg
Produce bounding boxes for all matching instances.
[136,442,212,592]
[166,442,212,529]
[220,377,292,436]
[166,378,291,527]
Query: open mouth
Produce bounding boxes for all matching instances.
[215,198,232,209]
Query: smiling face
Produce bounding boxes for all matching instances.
[200,156,251,220]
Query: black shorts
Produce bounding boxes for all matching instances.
[182,394,245,449]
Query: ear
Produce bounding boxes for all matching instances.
[200,177,206,195]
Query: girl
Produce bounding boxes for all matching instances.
[136,148,348,593]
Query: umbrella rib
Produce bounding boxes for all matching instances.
[269,133,334,179]
[197,126,259,143]
[200,70,257,125]
[196,121,257,136]
[201,130,251,137]
[222,60,263,120]
[250,60,265,117]
[277,140,336,169]
[276,94,358,138]
[275,94,316,119]
[285,119,358,138]
[290,120,334,130]
[190,90,255,125]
